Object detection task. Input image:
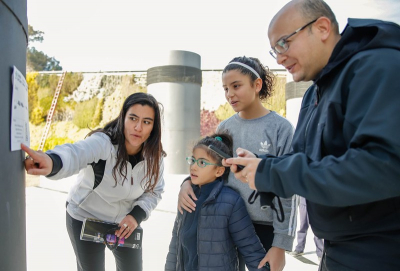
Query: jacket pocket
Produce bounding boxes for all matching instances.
[348,196,400,222]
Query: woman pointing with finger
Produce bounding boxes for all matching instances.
[22,92,166,271]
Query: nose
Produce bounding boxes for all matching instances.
[226,88,234,98]
[189,164,197,171]
[276,53,287,65]
[134,121,142,131]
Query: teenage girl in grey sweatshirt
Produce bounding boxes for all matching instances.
[178,56,298,271]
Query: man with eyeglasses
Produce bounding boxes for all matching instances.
[226,0,400,270]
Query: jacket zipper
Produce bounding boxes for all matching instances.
[196,186,218,269]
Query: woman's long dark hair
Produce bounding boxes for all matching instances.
[88,92,166,191]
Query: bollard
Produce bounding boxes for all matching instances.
[285,80,313,128]
[147,50,201,174]
[0,0,28,270]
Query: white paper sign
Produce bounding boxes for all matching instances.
[11,66,30,151]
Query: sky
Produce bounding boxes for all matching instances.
[27,0,400,72]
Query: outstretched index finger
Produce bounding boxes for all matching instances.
[21,143,36,158]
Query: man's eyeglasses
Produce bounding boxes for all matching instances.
[186,156,221,168]
[269,18,318,59]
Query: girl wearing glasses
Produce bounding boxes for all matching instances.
[22,92,165,271]
[165,132,269,271]
[178,56,297,271]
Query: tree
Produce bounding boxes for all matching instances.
[27,25,62,71]
[28,25,44,43]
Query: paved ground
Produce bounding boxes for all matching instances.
[26,174,321,271]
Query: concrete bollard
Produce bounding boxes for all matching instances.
[285,80,313,129]
[147,50,201,174]
[0,0,28,270]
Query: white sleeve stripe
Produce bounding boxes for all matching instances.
[287,195,300,236]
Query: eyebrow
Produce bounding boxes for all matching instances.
[279,33,290,41]
[194,156,210,161]
[222,80,242,87]
[128,113,154,121]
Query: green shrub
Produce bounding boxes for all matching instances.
[34,73,79,122]
[100,75,121,96]
[42,136,74,152]
[130,74,136,84]
[39,96,53,114]
[91,97,104,128]
[264,75,286,117]
[73,98,98,128]
[215,102,236,121]
[27,72,39,117]
[37,86,53,101]
[31,107,44,125]
[62,72,84,96]
[35,74,59,90]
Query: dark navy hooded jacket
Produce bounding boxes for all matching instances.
[255,18,400,270]
[165,179,267,271]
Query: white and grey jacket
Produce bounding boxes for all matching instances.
[46,132,164,224]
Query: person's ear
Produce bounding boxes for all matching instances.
[254,78,263,93]
[314,16,332,42]
[215,166,225,178]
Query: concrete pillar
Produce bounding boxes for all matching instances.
[147,50,201,174]
[285,81,313,128]
[0,0,28,270]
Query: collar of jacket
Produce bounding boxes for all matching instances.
[192,178,224,205]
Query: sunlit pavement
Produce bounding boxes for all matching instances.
[26,175,320,271]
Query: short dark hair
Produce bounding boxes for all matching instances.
[298,0,339,34]
[193,131,233,180]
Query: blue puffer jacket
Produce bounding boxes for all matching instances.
[165,179,267,271]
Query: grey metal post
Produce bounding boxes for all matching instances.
[147,50,202,174]
[0,0,28,270]
[285,81,312,128]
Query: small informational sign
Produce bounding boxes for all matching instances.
[11,66,30,151]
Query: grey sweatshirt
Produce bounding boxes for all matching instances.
[217,111,298,251]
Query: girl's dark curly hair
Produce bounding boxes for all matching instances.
[223,56,275,101]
